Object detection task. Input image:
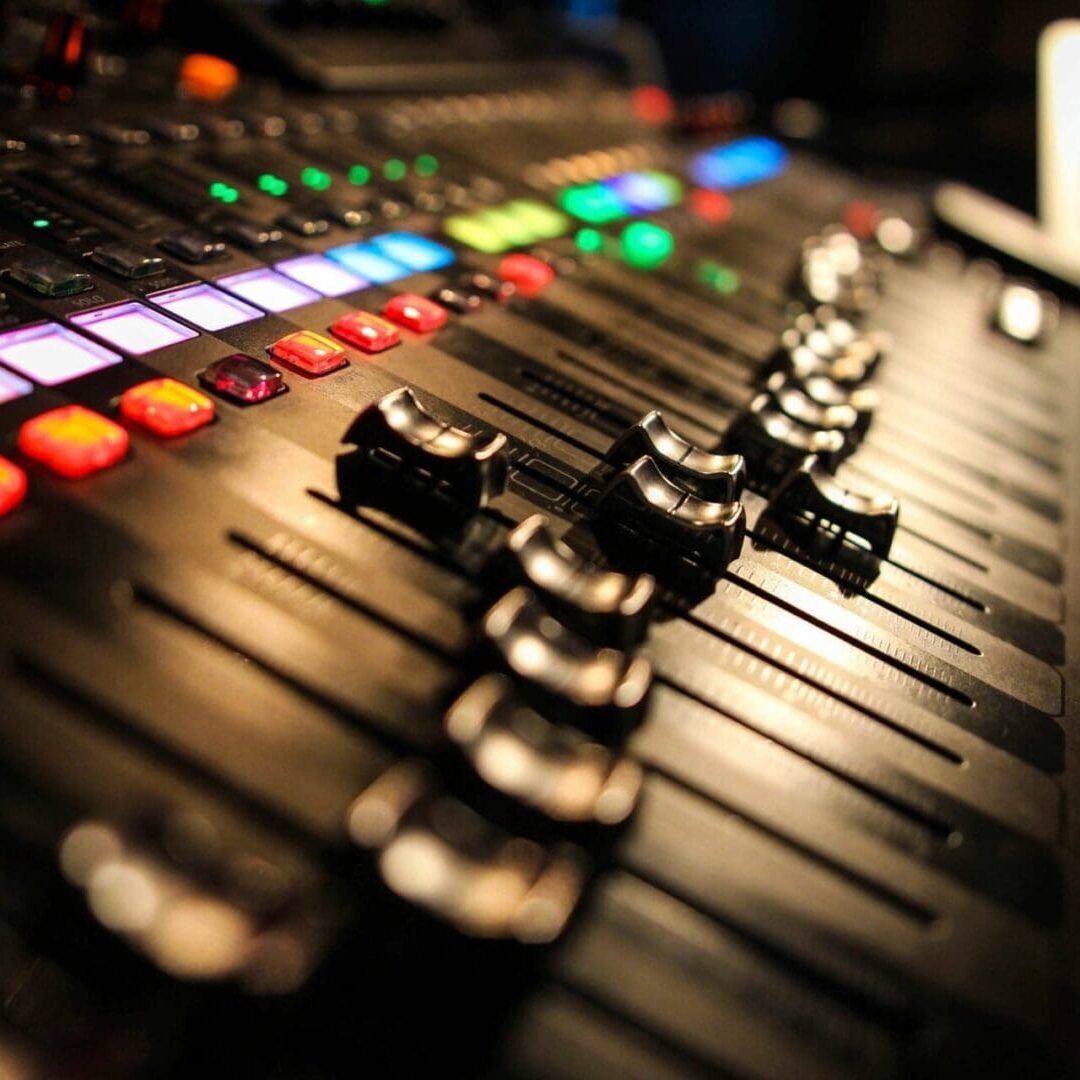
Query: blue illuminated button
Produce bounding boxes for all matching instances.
[368,232,455,273]
[689,136,788,190]
[70,303,199,355]
[0,322,123,384]
[603,171,683,213]
[275,254,369,297]
[151,282,263,331]
[325,243,410,285]
[0,367,32,403]
[216,268,321,313]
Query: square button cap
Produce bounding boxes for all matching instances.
[268,330,347,375]
[19,405,129,478]
[120,377,216,437]
[200,354,286,404]
[331,310,401,353]
[382,292,448,333]
[497,254,554,297]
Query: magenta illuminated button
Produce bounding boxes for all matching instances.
[0,322,123,384]
[199,354,287,405]
[69,302,198,355]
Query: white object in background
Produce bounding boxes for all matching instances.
[1039,20,1080,257]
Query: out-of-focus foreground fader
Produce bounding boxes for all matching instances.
[0,2,1077,1077]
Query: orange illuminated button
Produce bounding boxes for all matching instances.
[18,405,129,479]
[0,456,27,516]
[332,310,402,353]
[382,293,448,333]
[268,330,347,376]
[689,188,734,225]
[120,377,216,437]
[497,254,555,298]
[179,53,239,103]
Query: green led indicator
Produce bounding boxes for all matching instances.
[300,166,332,192]
[620,221,674,270]
[695,259,740,295]
[414,153,440,178]
[31,218,50,228]
[348,164,372,186]
[209,181,239,204]
[575,228,605,254]
[383,158,407,183]
[257,173,289,197]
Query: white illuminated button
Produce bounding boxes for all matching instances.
[216,267,320,312]
[0,322,123,385]
[275,254,369,297]
[151,282,263,331]
[0,365,33,401]
[70,303,198,355]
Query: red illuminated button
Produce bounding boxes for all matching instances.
[689,188,734,225]
[120,377,216,437]
[843,201,879,241]
[332,310,402,353]
[382,293,448,333]
[497,254,554,298]
[0,457,27,516]
[268,330,347,376]
[18,405,129,479]
[200,353,286,404]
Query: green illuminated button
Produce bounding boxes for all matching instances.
[415,153,440,178]
[504,199,569,240]
[300,166,332,191]
[620,222,674,270]
[383,158,407,182]
[348,164,372,186]
[209,181,239,204]
[575,228,606,254]
[558,183,629,224]
[445,214,509,254]
[257,173,289,197]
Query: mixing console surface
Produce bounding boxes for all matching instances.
[0,25,1076,1078]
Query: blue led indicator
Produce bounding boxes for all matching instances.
[690,136,789,191]
[325,243,411,285]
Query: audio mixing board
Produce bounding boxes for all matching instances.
[0,7,1076,1078]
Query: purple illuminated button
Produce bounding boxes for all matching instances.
[275,254,368,297]
[151,282,263,331]
[0,366,33,402]
[69,302,198,355]
[199,353,287,405]
[0,322,123,384]
[216,267,320,312]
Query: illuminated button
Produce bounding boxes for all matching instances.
[325,242,410,284]
[690,136,788,190]
[369,232,455,273]
[331,310,401,354]
[0,322,122,385]
[199,354,286,404]
[18,405,129,479]
[842,201,879,242]
[69,303,198,355]
[604,172,683,213]
[689,188,734,225]
[275,254,368,297]
[0,457,27,517]
[150,282,262,331]
[10,258,92,297]
[620,222,674,270]
[0,368,32,403]
[179,53,239,103]
[382,293,448,333]
[268,330,347,376]
[444,214,507,254]
[558,183,630,224]
[216,268,320,313]
[119,378,216,437]
[497,254,554,297]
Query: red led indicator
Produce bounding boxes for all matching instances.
[689,188,734,225]
[0,457,27,516]
[268,330,348,376]
[843,200,879,241]
[497,254,555,298]
[632,85,675,126]
[18,405,129,479]
[332,310,402,353]
[382,293,448,333]
[120,377,216,437]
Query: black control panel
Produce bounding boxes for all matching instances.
[0,9,1075,1077]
